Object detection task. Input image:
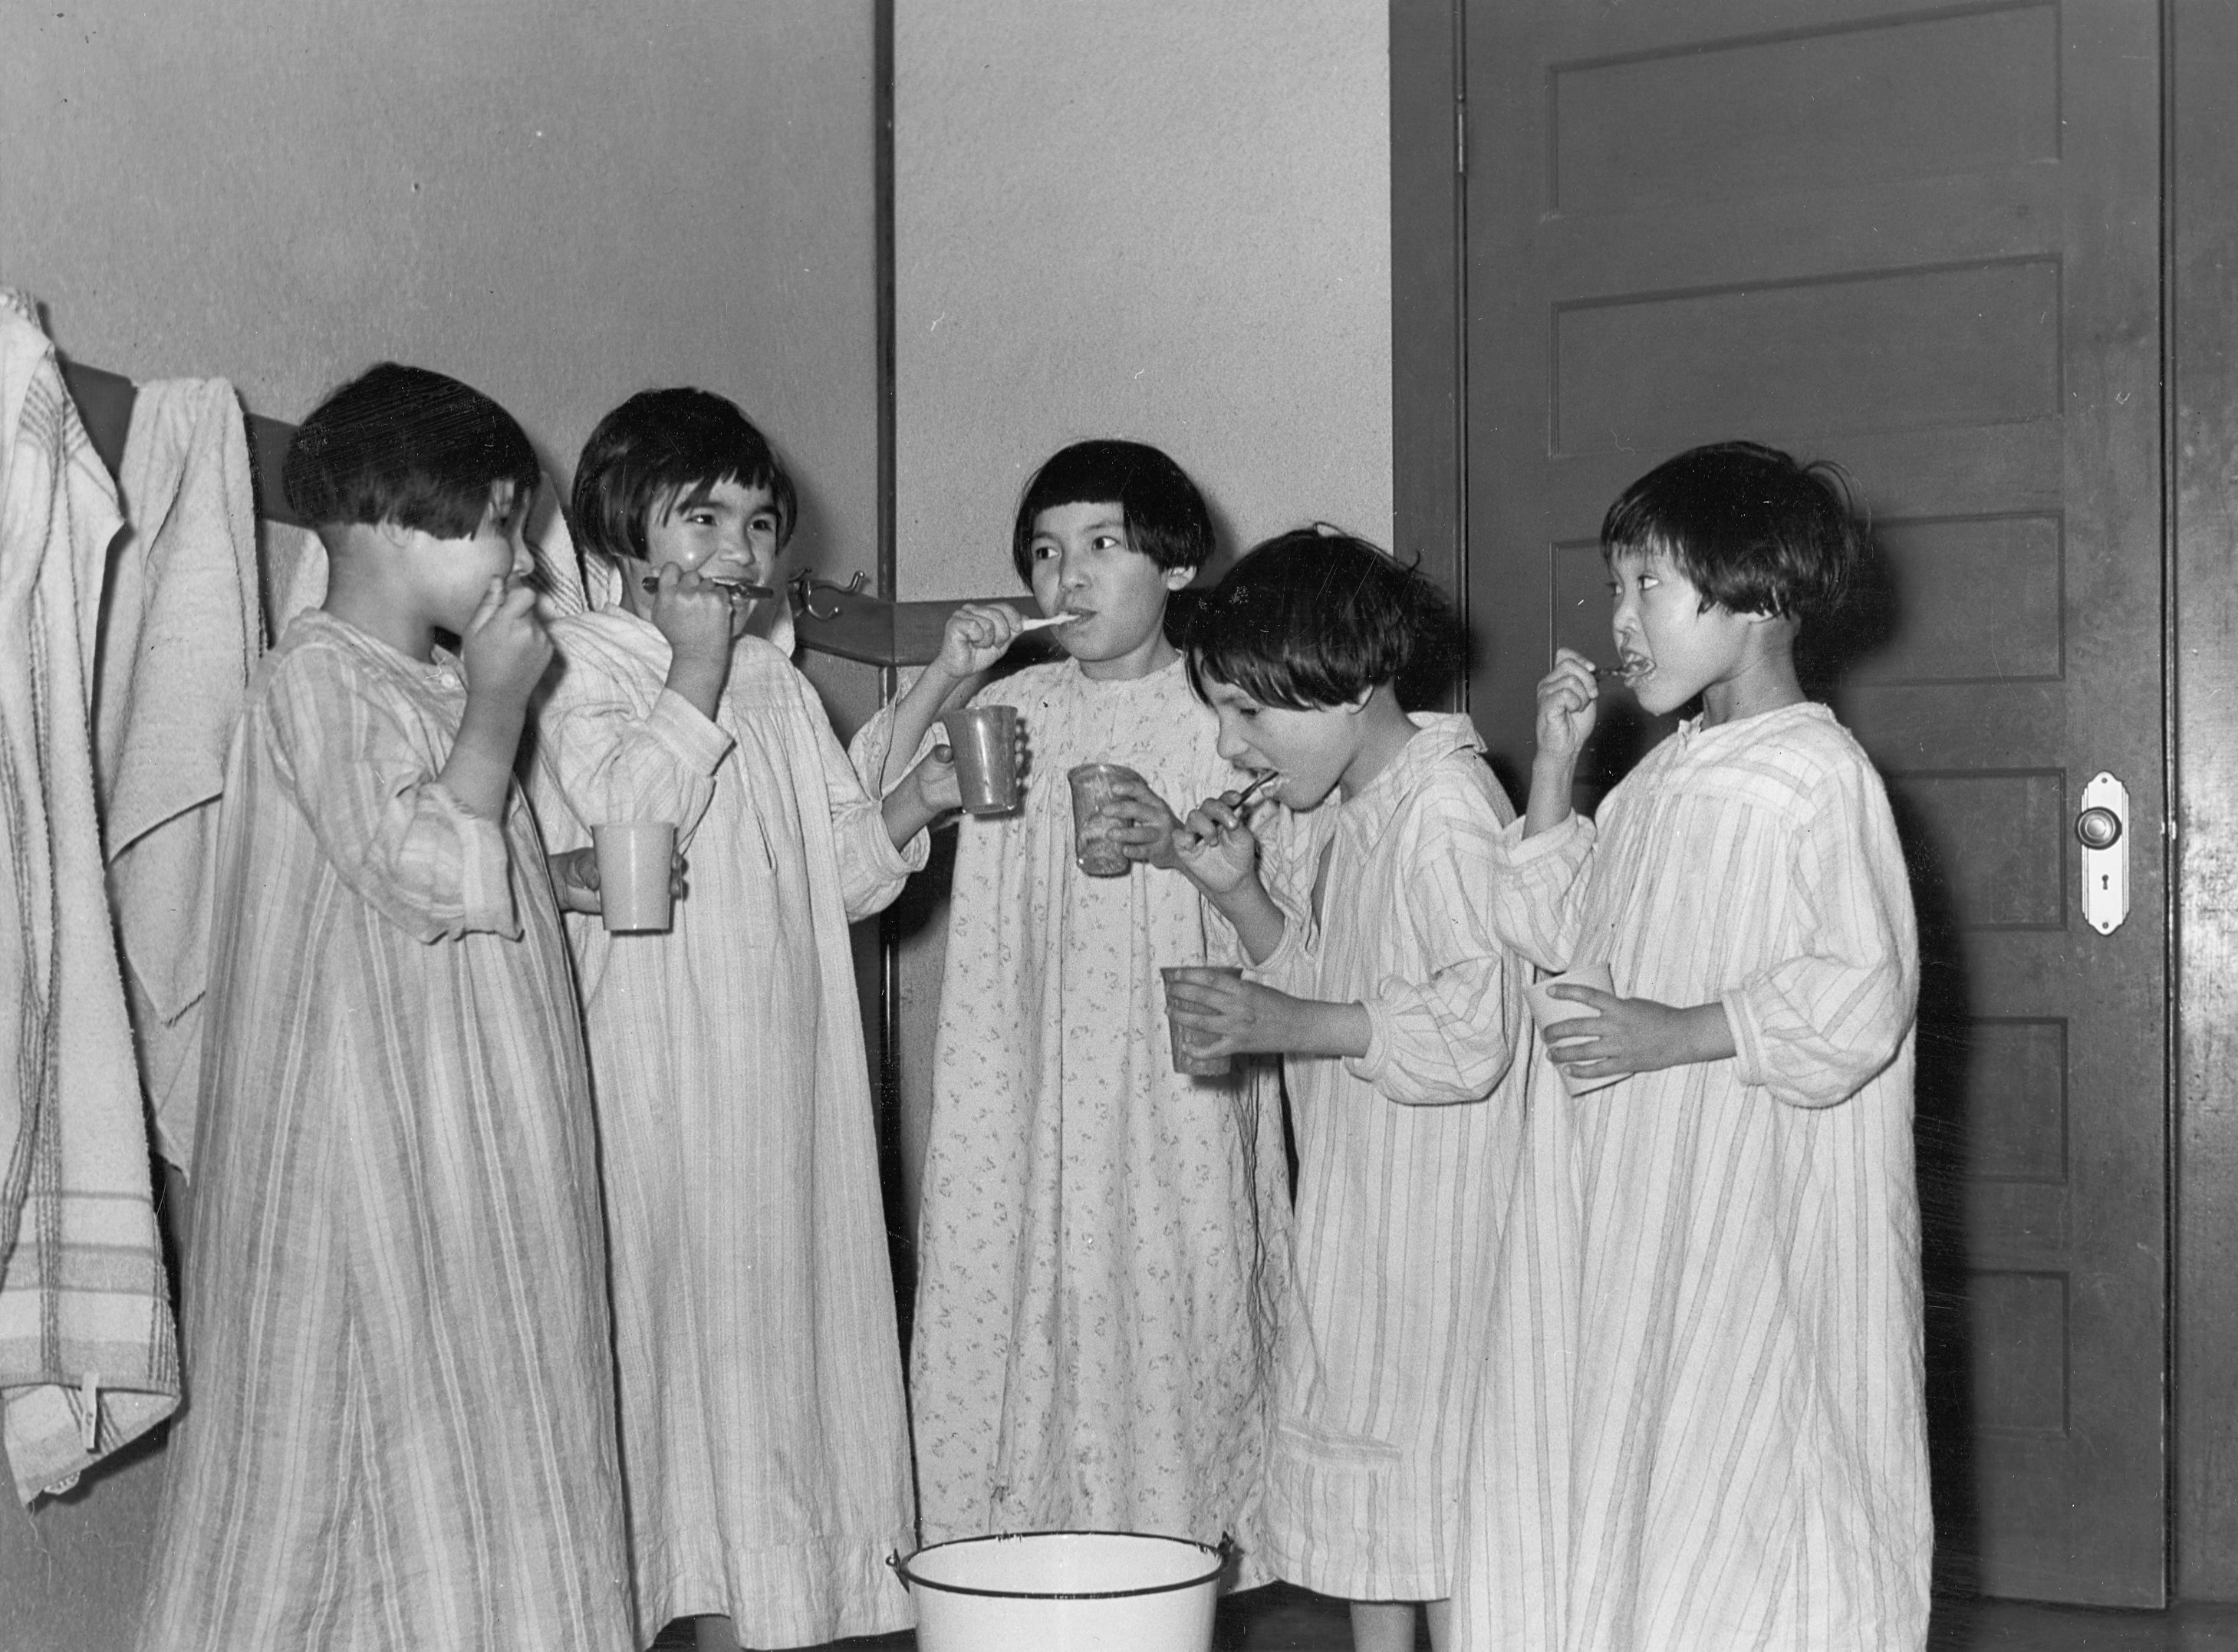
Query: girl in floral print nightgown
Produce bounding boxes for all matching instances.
[851,441,1289,1579]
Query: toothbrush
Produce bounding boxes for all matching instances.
[639,575,777,598]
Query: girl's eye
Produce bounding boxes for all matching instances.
[750,515,779,536]
[1639,574,1660,591]
[1092,534,1125,552]
[1031,543,1059,561]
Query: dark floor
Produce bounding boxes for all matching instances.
[656,1583,2238,1650]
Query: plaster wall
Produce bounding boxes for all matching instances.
[0,0,882,584]
[894,0,1392,597]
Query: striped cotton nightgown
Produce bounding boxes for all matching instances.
[134,611,630,1652]
[1246,713,1525,1601]
[1454,702,1932,1652]
[529,610,919,1648]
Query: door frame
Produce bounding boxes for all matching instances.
[2169,0,2238,1606]
[1390,0,2238,1605]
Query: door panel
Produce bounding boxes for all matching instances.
[1463,0,2166,1606]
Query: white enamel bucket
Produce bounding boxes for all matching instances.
[894,1531,1226,1652]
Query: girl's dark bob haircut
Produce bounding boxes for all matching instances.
[571,387,798,567]
[284,361,540,538]
[1186,527,1455,711]
[1010,439,1212,584]
[1601,440,1860,625]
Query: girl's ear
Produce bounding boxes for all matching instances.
[1162,563,1198,592]
[1342,686,1374,714]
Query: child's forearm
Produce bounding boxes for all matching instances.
[664,650,729,723]
[1524,752,1578,839]
[880,765,941,848]
[441,698,528,818]
[880,666,979,792]
[1276,997,1373,1060]
[1209,877,1288,964]
[1674,1001,1737,1065]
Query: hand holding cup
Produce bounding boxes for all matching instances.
[1160,965,1247,1075]
[1066,763,1139,876]
[940,705,1022,814]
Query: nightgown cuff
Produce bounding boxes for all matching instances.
[1351,995,1397,1084]
[1246,906,1312,989]
[1722,982,1772,1091]
[645,686,736,774]
[854,803,933,878]
[432,780,523,940]
[1491,808,1595,864]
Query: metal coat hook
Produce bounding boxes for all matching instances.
[791,569,870,620]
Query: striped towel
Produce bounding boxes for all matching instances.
[0,290,179,1501]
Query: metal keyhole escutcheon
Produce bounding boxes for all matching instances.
[2075,772,2131,936]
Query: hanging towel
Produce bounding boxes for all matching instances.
[0,290,179,1502]
[260,518,324,633]
[96,378,262,1174]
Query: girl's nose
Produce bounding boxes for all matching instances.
[510,538,534,578]
[1058,550,1088,587]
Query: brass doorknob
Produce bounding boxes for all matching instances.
[2076,805,2123,851]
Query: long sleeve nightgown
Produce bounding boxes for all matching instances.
[528,609,920,1649]
[1246,712,1525,1601]
[134,610,630,1652]
[851,655,1290,1575]
[1453,701,1931,1652]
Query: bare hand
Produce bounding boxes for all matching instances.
[1535,647,1601,765]
[1537,984,1718,1079]
[647,563,739,666]
[936,601,1025,680]
[1098,771,1186,867]
[1163,967,1309,1057]
[909,744,963,817]
[462,577,554,710]
[548,845,689,915]
[1173,791,1262,896]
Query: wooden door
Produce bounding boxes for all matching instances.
[1459,0,2166,1607]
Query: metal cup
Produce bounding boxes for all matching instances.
[1067,763,1137,877]
[1160,965,1242,1076]
[940,706,1020,814]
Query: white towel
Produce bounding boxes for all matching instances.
[260,518,325,633]
[0,290,179,1501]
[97,378,262,1173]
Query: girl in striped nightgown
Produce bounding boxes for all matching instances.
[136,365,631,1652]
[1167,529,1526,1652]
[1454,444,1931,1652]
[530,391,955,1652]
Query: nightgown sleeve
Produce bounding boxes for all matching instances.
[845,667,942,800]
[795,667,929,920]
[1722,757,1918,1109]
[1350,777,1521,1106]
[1483,809,1597,973]
[262,647,521,943]
[532,659,732,857]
